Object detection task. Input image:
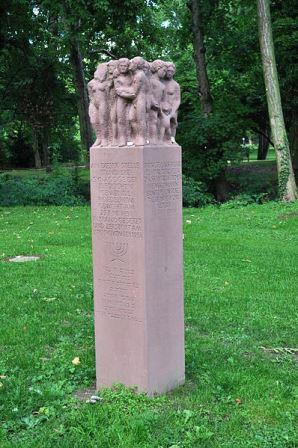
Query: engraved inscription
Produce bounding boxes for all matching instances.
[94,217,143,238]
[99,264,141,321]
[91,159,143,321]
[92,161,143,238]
[144,161,181,209]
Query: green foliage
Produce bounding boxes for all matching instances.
[0,203,297,446]
[162,0,297,192]
[241,143,258,161]
[0,0,297,191]
[220,192,271,208]
[226,161,278,200]
[168,2,260,185]
[0,126,34,169]
[182,174,213,207]
[278,143,291,200]
[0,172,86,206]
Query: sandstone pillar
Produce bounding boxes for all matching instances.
[90,145,184,395]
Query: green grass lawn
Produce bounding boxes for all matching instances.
[246,146,276,162]
[0,202,297,447]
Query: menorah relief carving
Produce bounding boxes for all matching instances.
[88,57,180,148]
[108,241,128,263]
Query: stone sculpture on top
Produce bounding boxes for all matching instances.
[88,57,181,147]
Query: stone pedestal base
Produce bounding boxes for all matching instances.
[90,145,185,395]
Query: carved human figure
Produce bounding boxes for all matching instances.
[164,62,181,143]
[160,99,172,144]
[143,60,152,143]
[87,63,109,147]
[88,57,180,148]
[107,60,118,145]
[128,57,148,146]
[149,60,167,145]
[114,58,135,146]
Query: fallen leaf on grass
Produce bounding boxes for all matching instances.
[235,398,242,405]
[72,357,81,366]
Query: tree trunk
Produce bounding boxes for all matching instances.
[69,39,93,165]
[257,126,270,160]
[41,131,51,171]
[257,0,297,201]
[188,0,213,116]
[214,170,229,202]
[32,129,42,169]
[289,111,298,182]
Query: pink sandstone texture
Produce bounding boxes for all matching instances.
[89,56,184,395]
[88,57,181,148]
[90,144,184,395]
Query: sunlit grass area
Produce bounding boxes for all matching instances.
[0,202,297,447]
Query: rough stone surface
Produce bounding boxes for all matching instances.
[8,255,40,262]
[88,58,180,148]
[90,145,185,395]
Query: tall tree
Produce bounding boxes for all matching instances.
[68,33,93,162]
[289,111,298,180]
[38,0,163,164]
[257,0,297,200]
[188,0,213,116]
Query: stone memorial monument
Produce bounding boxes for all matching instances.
[89,57,184,395]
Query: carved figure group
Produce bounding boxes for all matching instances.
[88,57,180,147]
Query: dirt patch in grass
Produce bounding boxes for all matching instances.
[260,347,298,362]
[73,384,97,402]
[277,211,298,221]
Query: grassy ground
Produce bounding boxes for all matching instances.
[0,202,297,447]
[245,146,276,162]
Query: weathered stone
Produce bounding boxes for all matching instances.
[88,58,180,148]
[90,145,185,395]
[8,255,40,262]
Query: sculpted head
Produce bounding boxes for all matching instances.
[143,60,151,76]
[118,58,130,74]
[107,60,118,77]
[87,79,96,96]
[130,56,145,72]
[166,62,176,80]
[150,60,167,79]
[94,63,108,83]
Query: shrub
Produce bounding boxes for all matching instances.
[182,175,213,207]
[0,172,86,206]
[220,192,271,208]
